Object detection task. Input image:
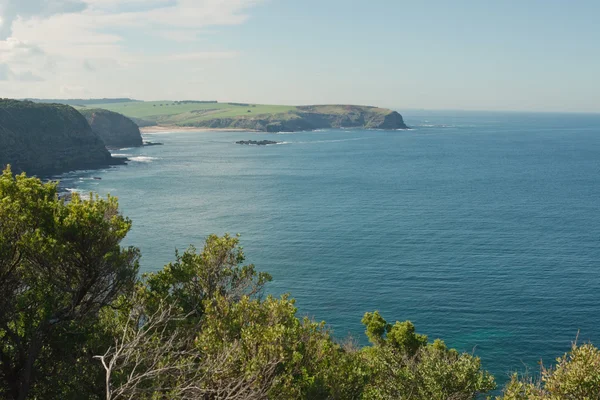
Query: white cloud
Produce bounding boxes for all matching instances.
[0,0,87,39]
[0,37,44,63]
[83,59,95,71]
[0,0,262,98]
[60,84,90,96]
[0,61,44,81]
[14,69,43,81]
[0,62,9,80]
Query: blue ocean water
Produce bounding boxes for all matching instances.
[60,111,600,385]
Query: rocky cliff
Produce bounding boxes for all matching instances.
[79,108,143,148]
[181,105,408,132]
[0,100,125,176]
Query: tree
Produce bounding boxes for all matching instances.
[499,342,600,400]
[360,311,495,399]
[141,233,272,320]
[100,237,366,400]
[0,167,139,400]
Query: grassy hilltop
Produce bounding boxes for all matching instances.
[75,101,408,132]
[76,101,296,126]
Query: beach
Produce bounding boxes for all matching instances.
[140,125,257,133]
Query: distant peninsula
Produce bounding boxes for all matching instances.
[70,101,409,132]
[0,98,410,176]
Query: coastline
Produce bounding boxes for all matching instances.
[140,125,256,133]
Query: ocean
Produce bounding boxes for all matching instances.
[58,110,600,385]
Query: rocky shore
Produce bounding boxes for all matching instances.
[236,140,280,145]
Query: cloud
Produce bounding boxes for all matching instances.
[14,70,43,81]
[0,62,43,81]
[0,62,9,80]
[83,59,95,71]
[0,37,44,62]
[0,0,87,39]
[60,84,89,96]
[0,0,263,98]
[87,0,177,13]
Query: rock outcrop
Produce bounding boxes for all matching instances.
[236,140,280,145]
[79,108,143,148]
[0,99,125,176]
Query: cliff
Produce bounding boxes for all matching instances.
[79,108,143,148]
[180,105,408,132]
[0,100,125,176]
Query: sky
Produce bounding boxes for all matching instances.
[0,0,598,112]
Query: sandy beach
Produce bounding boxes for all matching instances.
[140,125,257,133]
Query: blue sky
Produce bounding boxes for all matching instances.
[0,0,598,112]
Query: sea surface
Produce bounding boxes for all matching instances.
[59,111,600,386]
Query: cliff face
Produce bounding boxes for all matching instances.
[80,109,143,148]
[0,100,125,176]
[182,105,408,132]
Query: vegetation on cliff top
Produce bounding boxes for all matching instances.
[76,101,407,132]
[1,167,599,399]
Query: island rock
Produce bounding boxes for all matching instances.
[236,140,280,145]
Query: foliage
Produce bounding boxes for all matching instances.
[141,234,272,319]
[360,312,495,400]
[3,167,600,400]
[498,342,600,400]
[0,166,139,400]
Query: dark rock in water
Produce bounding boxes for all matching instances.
[236,140,280,146]
[93,177,102,180]
[143,141,164,146]
[0,99,126,177]
[79,108,143,148]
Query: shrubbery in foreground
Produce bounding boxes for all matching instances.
[0,167,598,399]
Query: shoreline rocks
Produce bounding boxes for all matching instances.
[236,140,280,146]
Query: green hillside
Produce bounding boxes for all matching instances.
[74,101,407,132]
[77,101,297,125]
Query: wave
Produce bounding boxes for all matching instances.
[64,188,91,200]
[415,124,474,128]
[129,156,159,163]
[296,137,370,144]
[111,153,132,157]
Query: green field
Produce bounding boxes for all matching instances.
[72,100,400,132]
[76,101,298,125]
